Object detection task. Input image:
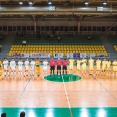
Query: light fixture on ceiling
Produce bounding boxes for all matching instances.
[19,0,23,4]
[103,1,107,5]
[48,0,52,5]
[29,0,32,5]
[85,1,89,5]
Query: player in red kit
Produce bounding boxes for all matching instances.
[50,58,55,75]
[62,59,68,74]
[56,58,62,75]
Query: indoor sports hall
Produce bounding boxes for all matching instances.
[0,0,117,117]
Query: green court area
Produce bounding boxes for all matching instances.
[0,107,117,117]
[44,74,81,82]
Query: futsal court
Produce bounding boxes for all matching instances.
[0,66,117,117]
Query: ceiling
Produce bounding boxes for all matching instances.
[0,0,117,19]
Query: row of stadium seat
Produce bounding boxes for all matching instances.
[8,45,108,57]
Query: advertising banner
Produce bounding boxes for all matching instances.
[54,53,63,58]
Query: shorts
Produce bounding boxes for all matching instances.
[43,66,47,71]
[102,66,106,71]
[18,67,22,71]
[89,65,93,71]
[4,66,8,70]
[30,66,35,70]
[69,65,73,70]
[113,67,117,72]
[11,67,15,71]
[57,66,61,70]
[25,66,29,70]
[82,65,86,70]
[96,66,100,71]
[63,66,67,70]
[50,66,55,70]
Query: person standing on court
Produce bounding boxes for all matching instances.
[88,57,94,75]
[56,58,62,75]
[62,59,68,74]
[69,58,74,75]
[50,58,55,75]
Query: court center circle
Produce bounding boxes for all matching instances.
[44,74,82,82]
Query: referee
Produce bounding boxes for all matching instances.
[56,58,62,75]
[62,59,68,74]
[50,58,55,75]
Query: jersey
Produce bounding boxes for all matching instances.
[96,60,101,66]
[77,60,81,70]
[3,60,9,67]
[112,61,117,66]
[88,59,94,66]
[81,59,87,66]
[18,61,23,67]
[62,60,68,66]
[56,60,61,66]
[25,61,29,67]
[50,60,55,66]
[69,59,74,66]
[10,61,16,67]
[107,61,111,68]
[43,61,48,67]
[30,61,35,67]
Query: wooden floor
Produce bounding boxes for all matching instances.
[0,66,117,107]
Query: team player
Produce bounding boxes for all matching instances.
[43,59,48,75]
[30,59,35,76]
[50,58,55,75]
[18,59,23,76]
[88,57,94,75]
[3,58,9,77]
[76,58,81,71]
[69,58,74,74]
[106,60,111,75]
[62,59,68,74]
[56,58,62,75]
[101,59,107,75]
[35,58,40,77]
[24,58,29,77]
[81,57,87,75]
[10,58,16,77]
[112,59,117,76]
[96,58,101,75]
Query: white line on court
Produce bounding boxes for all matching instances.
[61,75,73,117]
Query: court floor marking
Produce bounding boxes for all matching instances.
[87,71,117,100]
[61,75,73,117]
[18,75,33,100]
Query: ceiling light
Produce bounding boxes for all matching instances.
[48,1,52,5]
[103,2,107,5]
[85,1,89,5]
[29,2,32,5]
[19,2,23,4]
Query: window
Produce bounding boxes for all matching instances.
[83,27,87,31]
[50,26,54,31]
[80,26,83,31]
[74,26,78,31]
[31,26,34,31]
[102,26,105,32]
[0,26,2,31]
[45,26,49,31]
[88,26,91,31]
[93,26,96,31]
[8,26,12,31]
[17,26,21,31]
[55,26,59,31]
[69,26,73,31]
[97,27,101,31]
[41,26,45,31]
[36,26,40,31]
[22,26,26,31]
[27,26,30,31]
[3,26,7,31]
[111,27,115,31]
[65,26,68,31]
[13,26,16,31]
[60,26,63,31]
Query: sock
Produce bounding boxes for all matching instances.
[21,72,22,76]
[63,71,64,74]
[33,71,34,75]
[4,72,6,76]
[14,72,16,76]
[66,71,67,74]
[57,71,58,75]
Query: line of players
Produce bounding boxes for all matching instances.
[1,57,117,77]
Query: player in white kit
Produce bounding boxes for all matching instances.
[3,58,9,77]
[43,59,48,75]
[24,58,29,77]
[18,59,23,76]
[10,58,16,77]
[30,59,35,76]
